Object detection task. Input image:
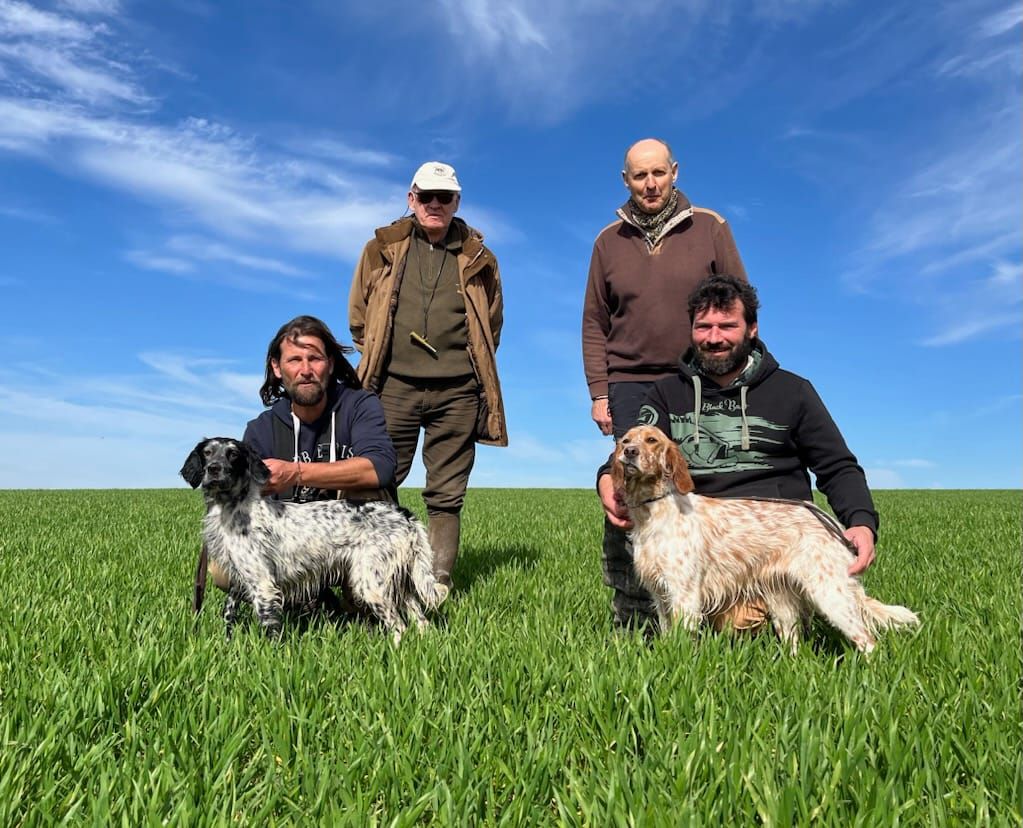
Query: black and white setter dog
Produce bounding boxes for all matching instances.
[181,437,448,641]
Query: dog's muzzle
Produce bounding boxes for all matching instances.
[202,464,232,489]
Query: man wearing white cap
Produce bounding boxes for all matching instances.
[349,162,507,589]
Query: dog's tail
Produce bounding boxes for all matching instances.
[410,522,449,609]
[861,596,920,635]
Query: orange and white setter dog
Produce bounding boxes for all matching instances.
[611,426,919,654]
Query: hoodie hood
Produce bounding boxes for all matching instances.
[678,338,777,387]
[676,339,778,452]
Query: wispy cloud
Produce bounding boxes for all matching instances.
[915,256,1020,348]
[290,137,400,168]
[164,236,308,277]
[977,3,1023,37]
[0,99,409,259]
[0,3,468,264]
[833,2,1021,346]
[0,350,261,460]
[862,467,906,489]
[418,0,821,123]
[124,249,195,274]
[0,0,147,106]
[871,458,937,469]
[57,0,120,14]
[0,202,54,222]
[0,0,94,41]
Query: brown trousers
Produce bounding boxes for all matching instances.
[378,373,479,516]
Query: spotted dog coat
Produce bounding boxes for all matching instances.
[181,438,448,641]
[611,426,919,654]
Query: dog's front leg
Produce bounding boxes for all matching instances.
[251,584,285,640]
[223,591,241,640]
[662,563,704,634]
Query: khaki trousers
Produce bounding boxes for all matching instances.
[378,373,479,517]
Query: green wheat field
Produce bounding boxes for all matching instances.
[0,488,1019,825]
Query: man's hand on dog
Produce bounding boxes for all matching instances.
[598,473,632,529]
[844,525,875,575]
[262,459,301,495]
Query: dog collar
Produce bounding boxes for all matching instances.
[640,491,674,506]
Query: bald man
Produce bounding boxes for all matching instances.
[581,137,748,631]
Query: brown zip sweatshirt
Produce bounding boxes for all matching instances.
[581,190,746,399]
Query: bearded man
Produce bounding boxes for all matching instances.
[195,315,397,612]
[596,275,879,626]
[582,137,747,629]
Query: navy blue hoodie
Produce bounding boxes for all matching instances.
[243,382,396,502]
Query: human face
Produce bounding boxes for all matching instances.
[408,186,459,241]
[691,300,758,380]
[623,140,678,214]
[272,335,334,409]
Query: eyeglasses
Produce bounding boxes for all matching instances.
[414,190,456,205]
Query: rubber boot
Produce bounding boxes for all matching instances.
[428,512,461,589]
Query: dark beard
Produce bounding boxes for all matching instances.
[695,335,755,378]
[287,383,326,407]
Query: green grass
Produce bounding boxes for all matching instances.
[0,488,1019,826]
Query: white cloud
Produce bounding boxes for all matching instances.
[0,7,464,263]
[977,3,1022,37]
[0,98,408,259]
[862,467,905,489]
[835,3,1022,348]
[444,0,550,50]
[165,236,308,278]
[57,0,120,14]
[0,0,94,41]
[0,41,147,104]
[291,137,400,168]
[0,203,54,222]
[125,250,195,274]
[917,260,1022,346]
[871,458,936,469]
[420,0,759,122]
[0,348,268,486]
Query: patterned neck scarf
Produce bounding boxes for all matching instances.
[629,188,678,244]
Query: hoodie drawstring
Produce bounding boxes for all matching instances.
[290,412,301,462]
[692,375,702,447]
[739,385,750,451]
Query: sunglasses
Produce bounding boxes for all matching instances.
[414,190,456,205]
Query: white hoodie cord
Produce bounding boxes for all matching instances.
[290,412,301,461]
[291,410,343,499]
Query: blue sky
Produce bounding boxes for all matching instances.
[0,0,1019,489]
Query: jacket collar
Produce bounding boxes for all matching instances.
[375,216,490,275]
[616,188,694,246]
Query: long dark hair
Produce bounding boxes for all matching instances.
[259,316,361,406]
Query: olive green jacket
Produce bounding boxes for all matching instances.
[348,216,507,446]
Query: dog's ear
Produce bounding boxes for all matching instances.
[663,438,695,494]
[180,441,207,489]
[610,445,625,494]
[243,442,271,488]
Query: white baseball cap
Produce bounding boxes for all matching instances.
[410,161,461,192]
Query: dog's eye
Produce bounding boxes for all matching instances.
[645,435,658,443]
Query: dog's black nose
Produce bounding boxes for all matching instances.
[623,445,638,458]
[206,462,223,476]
